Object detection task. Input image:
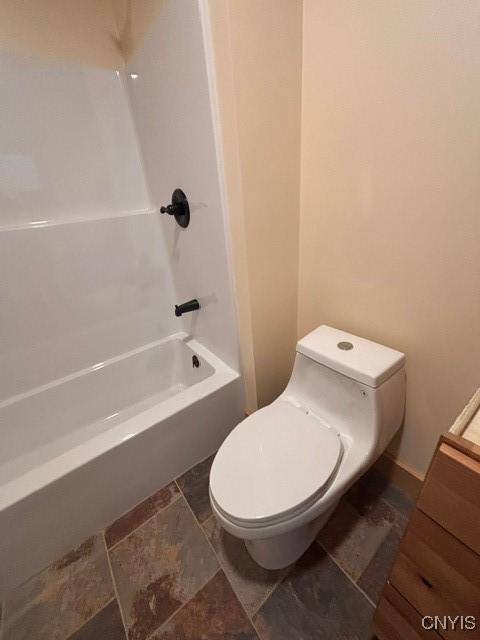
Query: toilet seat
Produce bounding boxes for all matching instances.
[209,400,342,527]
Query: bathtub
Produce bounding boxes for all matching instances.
[0,333,243,594]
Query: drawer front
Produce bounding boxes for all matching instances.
[374,583,441,640]
[418,443,480,555]
[389,509,480,640]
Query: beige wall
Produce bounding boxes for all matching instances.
[0,0,124,68]
[299,0,480,475]
[209,0,303,409]
[111,0,165,61]
[0,1,169,69]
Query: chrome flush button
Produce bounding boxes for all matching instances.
[337,341,353,350]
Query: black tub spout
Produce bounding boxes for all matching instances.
[175,299,200,317]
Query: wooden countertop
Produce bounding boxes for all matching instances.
[449,387,480,447]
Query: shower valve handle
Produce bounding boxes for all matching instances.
[160,203,183,216]
[160,188,190,228]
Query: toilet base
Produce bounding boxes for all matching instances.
[244,502,339,570]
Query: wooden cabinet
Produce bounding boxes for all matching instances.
[417,443,480,555]
[375,584,442,640]
[374,434,480,640]
[390,509,480,639]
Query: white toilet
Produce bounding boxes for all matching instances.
[209,325,406,570]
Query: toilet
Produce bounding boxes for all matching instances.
[209,325,406,570]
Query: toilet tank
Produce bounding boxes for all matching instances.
[283,326,406,458]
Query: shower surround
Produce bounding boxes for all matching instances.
[0,0,243,594]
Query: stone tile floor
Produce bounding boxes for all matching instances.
[0,453,413,640]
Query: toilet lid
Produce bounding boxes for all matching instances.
[209,400,342,525]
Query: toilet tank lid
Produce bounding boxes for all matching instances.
[296,325,405,388]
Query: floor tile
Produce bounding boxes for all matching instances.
[203,515,290,616]
[317,496,395,582]
[3,535,114,640]
[358,512,408,604]
[105,482,180,549]
[67,600,126,640]
[176,454,215,524]
[153,570,258,640]
[254,544,374,640]
[109,497,219,640]
[348,468,414,520]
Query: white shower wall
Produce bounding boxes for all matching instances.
[0,0,240,404]
[0,54,150,226]
[123,0,240,371]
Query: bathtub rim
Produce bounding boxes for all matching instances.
[0,333,239,513]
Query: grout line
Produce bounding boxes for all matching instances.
[245,596,267,640]
[194,513,267,639]
[104,482,178,539]
[105,480,217,640]
[1,541,118,640]
[246,611,264,640]
[178,489,219,566]
[139,493,224,639]
[105,452,218,555]
[240,554,295,640]
[144,569,224,640]
[103,534,130,640]
[315,539,376,608]
[106,493,182,553]
[110,459,264,640]
[173,478,182,495]
[199,512,216,534]
[250,578,283,618]
[0,489,180,640]
[174,488,265,638]
[106,510,157,554]
[198,513,284,634]
[63,597,116,640]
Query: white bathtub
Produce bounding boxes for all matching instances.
[0,333,243,594]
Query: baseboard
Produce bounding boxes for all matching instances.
[374,451,424,501]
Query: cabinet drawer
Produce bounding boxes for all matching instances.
[418,443,480,555]
[374,583,441,640]
[389,509,480,640]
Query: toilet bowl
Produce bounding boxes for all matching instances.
[209,325,406,569]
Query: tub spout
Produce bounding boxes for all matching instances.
[175,299,200,317]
